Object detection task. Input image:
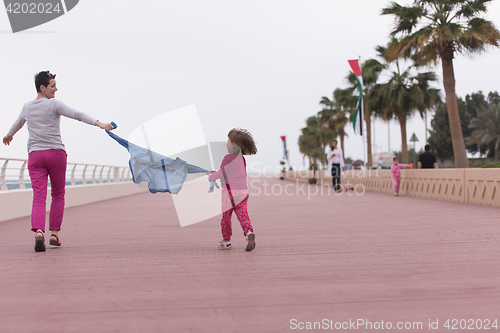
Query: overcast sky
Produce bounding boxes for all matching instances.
[1,0,499,172]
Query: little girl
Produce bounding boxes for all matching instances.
[391,156,409,196]
[208,128,258,251]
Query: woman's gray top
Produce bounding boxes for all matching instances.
[8,98,97,153]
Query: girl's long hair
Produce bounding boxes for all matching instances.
[228,128,257,155]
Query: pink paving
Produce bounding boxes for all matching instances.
[1,176,500,332]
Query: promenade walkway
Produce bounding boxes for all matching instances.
[1,177,499,332]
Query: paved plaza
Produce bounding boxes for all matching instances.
[1,177,499,332]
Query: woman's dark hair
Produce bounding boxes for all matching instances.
[228,128,257,155]
[34,71,56,93]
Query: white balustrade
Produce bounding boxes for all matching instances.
[0,157,132,190]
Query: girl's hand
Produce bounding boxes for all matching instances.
[207,171,213,176]
[95,121,114,130]
[3,135,13,145]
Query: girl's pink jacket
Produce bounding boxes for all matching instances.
[209,153,248,190]
[391,163,409,178]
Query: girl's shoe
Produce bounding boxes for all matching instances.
[50,234,61,246]
[34,231,45,252]
[245,232,255,251]
[218,240,232,250]
[394,193,399,196]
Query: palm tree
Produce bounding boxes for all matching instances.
[346,59,384,168]
[370,62,440,163]
[467,103,500,161]
[319,88,351,154]
[382,0,500,168]
[312,114,337,167]
[298,134,315,166]
[372,42,441,164]
[298,116,336,167]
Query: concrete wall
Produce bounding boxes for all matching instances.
[285,168,500,207]
[0,182,147,222]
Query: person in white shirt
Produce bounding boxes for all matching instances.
[326,139,345,192]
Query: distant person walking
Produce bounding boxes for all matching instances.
[418,144,439,169]
[326,139,345,193]
[208,128,258,251]
[2,71,114,252]
[391,156,409,196]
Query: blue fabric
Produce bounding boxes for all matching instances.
[106,130,218,194]
[208,180,219,193]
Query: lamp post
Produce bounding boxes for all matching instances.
[410,133,419,167]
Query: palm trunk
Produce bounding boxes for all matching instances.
[339,126,345,157]
[495,138,500,162]
[317,127,326,168]
[398,116,408,164]
[441,52,469,168]
[364,101,372,168]
[321,143,326,168]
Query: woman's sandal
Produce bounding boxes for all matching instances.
[218,240,232,250]
[34,230,45,252]
[50,234,61,246]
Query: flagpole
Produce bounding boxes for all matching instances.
[359,55,367,169]
[363,116,366,169]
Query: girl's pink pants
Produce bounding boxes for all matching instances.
[221,189,253,241]
[392,176,401,194]
[28,149,67,232]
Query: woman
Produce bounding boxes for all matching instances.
[3,71,114,252]
[326,139,345,193]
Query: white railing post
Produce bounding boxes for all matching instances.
[19,161,27,189]
[92,165,98,184]
[82,165,88,185]
[99,166,105,183]
[107,167,112,183]
[1,160,8,190]
[113,167,120,183]
[71,164,77,185]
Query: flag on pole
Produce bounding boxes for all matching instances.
[280,136,289,162]
[348,59,363,136]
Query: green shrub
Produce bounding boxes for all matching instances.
[470,161,500,168]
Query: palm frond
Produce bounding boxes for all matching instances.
[467,103,500,146]
[456,0,490,19]
[382,2,426,35]
[383,0,499,60]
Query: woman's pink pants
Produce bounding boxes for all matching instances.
[28,149,67,232]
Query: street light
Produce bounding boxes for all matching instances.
[410,133,419,167]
